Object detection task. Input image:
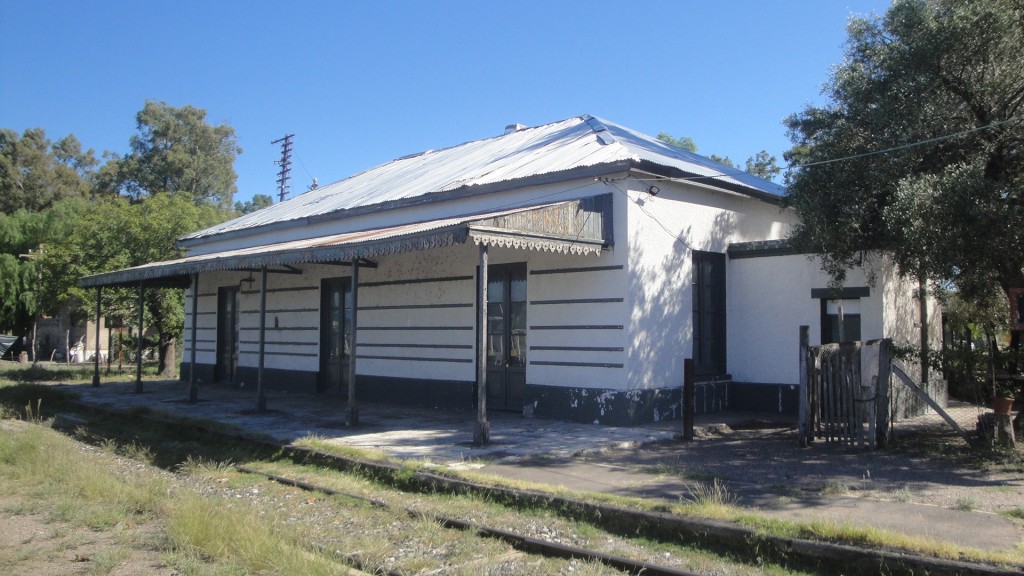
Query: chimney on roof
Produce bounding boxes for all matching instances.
[504,123,527,135]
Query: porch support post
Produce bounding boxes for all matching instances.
[92,287,101,387]
[345,259,359,426]
[135,283,144,393]
[188,273,199,403]
[256,266,267,412]
[474,244,490,445]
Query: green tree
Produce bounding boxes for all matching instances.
[657,132,772,176]
[745,150,781,181]
[41,193,224,376]
[656,132,697,153]
[234,193,274,215]
[0,128,97,214]
[784,0,1024,302]
[101,101,242,211]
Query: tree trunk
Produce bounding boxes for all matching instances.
[158,334,176,378]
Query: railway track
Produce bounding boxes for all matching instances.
[235,465,702,576]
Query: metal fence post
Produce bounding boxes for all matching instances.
[682,358,694,441]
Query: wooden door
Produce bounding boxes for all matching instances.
[215,287,240,383]
[484,263,527,411]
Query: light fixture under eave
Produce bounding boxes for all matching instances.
[647,185,660,196]
[239,274,255,288]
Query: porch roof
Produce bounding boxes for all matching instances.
[80,196,612,289]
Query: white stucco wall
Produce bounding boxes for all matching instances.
[622,178,797,390]
[184,177,635,391]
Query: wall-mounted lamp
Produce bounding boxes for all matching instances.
[647,185,660,196]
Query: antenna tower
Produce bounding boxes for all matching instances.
[272,134,294,202]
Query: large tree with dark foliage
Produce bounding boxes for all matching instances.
[784,0,1024,304]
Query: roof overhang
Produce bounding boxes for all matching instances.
[81,196,613,289]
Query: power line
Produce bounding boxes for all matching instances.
[626,115,1023,186]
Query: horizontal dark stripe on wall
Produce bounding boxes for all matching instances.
[239,340,316,347]
[359,303,473,311]
[241,308,319,315]
[529,298,623,305]
[530,265,623,276]
[183,348,216,354]
[187,311,217,316]
[191,292,218,298]
[359,343,473,350]
[530,360,624,368]
[530,325,623,330]
[359,326,473,331]
[359,275,473,288]
[238,350,318,358]
[356,354,473,363]
[192,339,216,344]
[241,286,318,295]
[530,345,624,352]
[240,326,319,331]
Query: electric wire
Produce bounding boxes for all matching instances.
[625,115,1023,186]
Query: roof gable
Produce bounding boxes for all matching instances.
[182,115,785,245]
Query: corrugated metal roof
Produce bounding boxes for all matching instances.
[81,199,609,288]
[183,115,785,243]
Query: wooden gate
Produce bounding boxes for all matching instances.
[798,327,891,449]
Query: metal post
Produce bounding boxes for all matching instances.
[188,274,199,403]
[256,266,267,412]
[135,283,144,393]
[345,259,359,426]
[92,287,101,387]
[474,245,490,445]
[682,358,694,441]
[798,325,809,447]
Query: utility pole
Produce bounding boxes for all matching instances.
[272,134,294,203]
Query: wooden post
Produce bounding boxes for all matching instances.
[876,338,892,449]
[918,276,929,392]
[92,287,101,387]
[682,358,694,441]
[188,273,199,403]
[256,266,267,412]
[798,326,809,447]
[135,283,144,393]
[345,259,359,426]
[474,244,490,445]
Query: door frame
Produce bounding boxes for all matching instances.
[319,276,352,394]
[215,286,240,384]
[480,262,527,411]
[692,250,726,377]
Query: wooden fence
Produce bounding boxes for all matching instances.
[798,326,891,449]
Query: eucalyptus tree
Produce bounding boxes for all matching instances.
[100,101,242,211]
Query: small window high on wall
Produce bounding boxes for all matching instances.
[812,287,869,344]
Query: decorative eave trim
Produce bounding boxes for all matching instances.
[468,227,605,257]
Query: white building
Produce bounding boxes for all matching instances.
[83,115,941,425]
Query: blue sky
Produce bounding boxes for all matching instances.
[1,1,892,205]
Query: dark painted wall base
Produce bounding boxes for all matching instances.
[524,381,731,426]
[177,362,799,425]
[729,382,799,416]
